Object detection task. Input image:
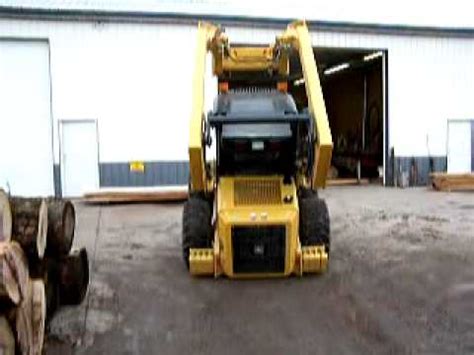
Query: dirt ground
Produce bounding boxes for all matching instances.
[45,186,474,355]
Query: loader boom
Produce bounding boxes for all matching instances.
[188,22,220,192]
[188,20,333,192]
[280,21,333,188]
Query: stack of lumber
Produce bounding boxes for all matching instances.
[0,190,89,354]
[84,186,188,203]
[430,173,474,191]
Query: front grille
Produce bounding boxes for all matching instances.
[232,225,286,273]
[234,179,281,205]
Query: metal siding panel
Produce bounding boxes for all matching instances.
[472,120,474,171]
[1,19,474,171]
[99,161,190,187]
[394,156,446,186]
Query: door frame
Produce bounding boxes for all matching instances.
[446,118,473,173]
[59,119,100,197]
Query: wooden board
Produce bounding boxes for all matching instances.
[430,173,474,191]
[84,187,188,203]
[327,178,370,186]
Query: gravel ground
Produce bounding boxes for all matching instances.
[45,186,474,355]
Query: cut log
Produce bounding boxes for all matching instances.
[14,280,34,355]
[24,258,60,322]
[0,242,29,306]
[14,278,46,355]
[45,274,59,323]
[31,280,46,355]
[0,243,20,305]
[0,189,12,242]
[15,307,32,355]
[0,316,15,355]
[10,198,48,260]
[45,199,75,257]
[59,248,89,305]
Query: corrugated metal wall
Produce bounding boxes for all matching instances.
[0,18,473,190]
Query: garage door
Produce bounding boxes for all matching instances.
[0,40,54,196]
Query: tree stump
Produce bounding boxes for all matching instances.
[59,248,89,305]
[45,199,75,257]
[9,198,48,260]
[0,316,15,355]
[0,190,12,242]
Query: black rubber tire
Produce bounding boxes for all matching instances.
[182,196,213,268]
[298,188,318,200]
[299,194,330,252]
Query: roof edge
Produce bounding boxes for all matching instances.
[1,6,474,38]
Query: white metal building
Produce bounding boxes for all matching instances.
[0,1,473,197]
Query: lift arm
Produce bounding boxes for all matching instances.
[278,21,333,188]
[188,22,221,192]
[189,21,333,191]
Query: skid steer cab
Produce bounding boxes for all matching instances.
[183,20,333,278]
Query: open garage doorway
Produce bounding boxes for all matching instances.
[289,47,387,184]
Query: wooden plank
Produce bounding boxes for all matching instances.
[83,187,188,203]
[430,173,474,191]
[327,178,370,186]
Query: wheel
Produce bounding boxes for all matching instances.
[298,187,318,200]
[182,195,213,268]
[299,193,330,252]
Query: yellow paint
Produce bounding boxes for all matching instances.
[188,176,329,278]
[301,245,328,273]
[129,161,145,173]
[286,21,333,188]
[188,22,221,192]
[187,21,332,277]
[189,248,214,275]
[217,176,298,278]
[221,47,274,72]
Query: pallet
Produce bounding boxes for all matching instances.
[430,173,474,191]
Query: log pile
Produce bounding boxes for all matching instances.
[430,172,474,191]
[0,189,89,354]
